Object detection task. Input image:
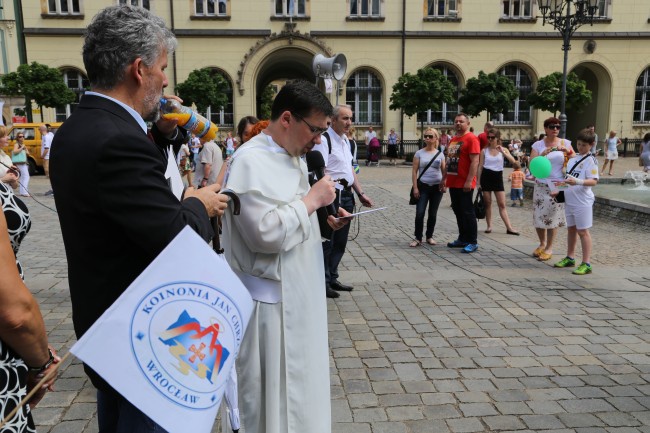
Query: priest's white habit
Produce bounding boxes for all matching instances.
[222,132,331,433]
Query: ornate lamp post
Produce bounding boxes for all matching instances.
[539,0,598,138]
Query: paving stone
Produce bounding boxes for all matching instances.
[446,417,485,432]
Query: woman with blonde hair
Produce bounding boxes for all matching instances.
[601,130,621,176]
[410,127,446,247]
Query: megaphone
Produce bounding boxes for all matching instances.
[313,53,347,81]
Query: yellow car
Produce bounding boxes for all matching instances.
[7,122,63,175]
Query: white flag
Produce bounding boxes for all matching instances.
[71,226,253,433]
[324,78,333,94]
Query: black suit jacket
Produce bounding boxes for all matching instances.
[50,94,213,391]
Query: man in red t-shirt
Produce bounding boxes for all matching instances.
[445,113,481,253]
[477,121,493,150]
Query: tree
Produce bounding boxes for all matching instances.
[526,71,592,116]
[175,68,229,114]
[389,67,456,142]
[0,62,76,122]
[457,71,519,120]
[258,84,276,120]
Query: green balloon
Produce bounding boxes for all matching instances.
[529,156,552,179]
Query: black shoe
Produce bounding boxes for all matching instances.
[331,280,353,292]
[326,287,340,298]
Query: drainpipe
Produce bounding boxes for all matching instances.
[399,0,405,157]
[14,0,26,63]
[169,0,178,89]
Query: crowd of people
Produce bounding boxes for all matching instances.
[2,4,648,433]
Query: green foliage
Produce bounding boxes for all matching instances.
[389,67,456,139]
[526,72,592,115]
[258,84,276,120]
[175,68,229,114]
[0,62,76,121]
[458,71,519,120]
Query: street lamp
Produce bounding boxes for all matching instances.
[539,0,598,138]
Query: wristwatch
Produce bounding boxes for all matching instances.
[28,348,55,374]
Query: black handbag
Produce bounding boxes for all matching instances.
[409,150,442,205]
[474,188,486,219]
[555,154,590,203]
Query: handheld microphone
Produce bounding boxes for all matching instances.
[306,151,337,216]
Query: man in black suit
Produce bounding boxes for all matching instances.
[50,5,229,432]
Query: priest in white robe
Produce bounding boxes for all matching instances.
[222,80,349,433]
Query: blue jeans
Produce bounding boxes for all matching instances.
[449,187,477,244]
[414,182,443,241]
[97,390,168,433]
[323,190,354,286]
[510,188,523,201]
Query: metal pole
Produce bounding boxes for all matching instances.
[559,1,571,139]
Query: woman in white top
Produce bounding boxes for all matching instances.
[601,130,621,176]
[410,127,446,247]
[476,128,519,235]
[529,117,576,261]
[0,126,19,190]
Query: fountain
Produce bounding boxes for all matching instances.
[623,171,650,191]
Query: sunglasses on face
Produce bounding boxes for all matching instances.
[546,124,561,130]
[17,136,24,139]
[487,135,496,140]
[424,134,436,139]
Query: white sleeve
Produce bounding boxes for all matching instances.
[232,190,312,255]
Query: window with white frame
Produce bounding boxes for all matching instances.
[275,0,306,17]
[496,64,532,124]
[427,0,457,18]
[195,0,227,16]
[502,0,532,18]
[346,69,382,125]
[55,69,89,122]
[48,0,81,15]
[208,70,234,127]
[118,0,150,9]
[633,67,650,124]
[350,0,381,18]
[418,64,460,124]
[594,0,609,18]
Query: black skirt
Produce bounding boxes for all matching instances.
[480,168,504,192]
[387,145,398,158]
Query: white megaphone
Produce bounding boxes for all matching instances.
[313,53,347,81]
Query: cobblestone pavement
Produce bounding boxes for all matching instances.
[17,155,650,432]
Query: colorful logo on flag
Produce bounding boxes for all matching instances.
[130,282,245,410]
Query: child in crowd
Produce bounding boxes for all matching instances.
[508,161,525,207]
[553,128,599,275]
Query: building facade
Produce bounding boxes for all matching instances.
[2,0,650,144]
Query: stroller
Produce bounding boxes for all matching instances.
[366,137,381,166]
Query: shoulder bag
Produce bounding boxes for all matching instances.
[473,188,486,219]
[555,153,591,203]
[409,149,442,205]
[11,149,27,164]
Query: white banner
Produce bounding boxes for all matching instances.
[324,79,333,94]
[71,226,253,433]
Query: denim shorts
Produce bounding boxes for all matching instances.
[510,188,523,201]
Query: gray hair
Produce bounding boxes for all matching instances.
[332,104,352,119]
[83,5,176,90]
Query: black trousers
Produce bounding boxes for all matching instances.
[322,190,354,286]
[449,187,477,244]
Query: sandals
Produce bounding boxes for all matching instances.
[506,230,520,236]
[484,229,492,234]
[533,247,544,257]
[426,238,436,245]
[537,251,553,261]
[409,240,421,247]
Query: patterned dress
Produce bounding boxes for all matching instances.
[0,182,34,433]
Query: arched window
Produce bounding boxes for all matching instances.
[55,68,89,122]
[634,67,650,124]
[417,64,460,125]
[346,69,382,125]
[497,64,532,124]
[207,70,234,127]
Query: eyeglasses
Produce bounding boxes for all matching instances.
[546,124,561,130]
[487,135,496,140]
[16,136,24,139]
[424,134,436,139]
[291,112,328,137]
